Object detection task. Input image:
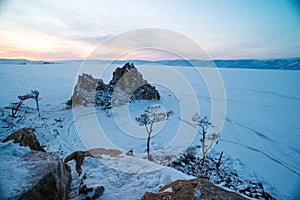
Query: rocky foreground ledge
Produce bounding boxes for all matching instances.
[0,128,250,200]
[0,129,71,200]
[141,178,247,200]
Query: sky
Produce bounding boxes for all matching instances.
[0,0,299,61]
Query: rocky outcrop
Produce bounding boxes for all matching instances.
[0,147,71,200]
[1,129,71,200]
[141,178,248,200]
[67,63,160,109]
[15,151,72,200]
[2,128,45,152]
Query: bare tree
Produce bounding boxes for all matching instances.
[136,105,173,160]
[192,113,220,165]
[11,90,40,117]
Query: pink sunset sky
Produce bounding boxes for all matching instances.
[0,0,299,61]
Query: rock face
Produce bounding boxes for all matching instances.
[141,178,248,200]
[0,145,71,200]
[1,129,71,200]
[14,151,72,200]
[2,128,46,152]
[67,63,160,108]
[67,73,100,107]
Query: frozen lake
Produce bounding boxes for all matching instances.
[0,61,299,199]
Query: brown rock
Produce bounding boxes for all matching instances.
[64,151,94,176]
[88,147,122,158]
[109,63,160,103]
[64,148,123,175]
[2,128,45,152]
[141,178,248,200]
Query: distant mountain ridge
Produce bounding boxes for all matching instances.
[0,58,55,65]
[1,58,300,70]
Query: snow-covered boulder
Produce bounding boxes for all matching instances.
[0,142,71,200]
[67,63,160,108]
[141,178,248,200]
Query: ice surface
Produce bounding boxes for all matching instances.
[0,61,299,199]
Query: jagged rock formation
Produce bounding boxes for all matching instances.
[67,63,160,109]
[141,178,248,200]
[2,128,45,152]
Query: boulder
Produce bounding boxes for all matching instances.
[2,128,45,152]
[141,178,248,200]
[0,142,71,200]
[67,63,160,108]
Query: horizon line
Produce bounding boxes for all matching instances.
[1,57,299,62]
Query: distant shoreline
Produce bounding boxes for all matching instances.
[0,58,300,70]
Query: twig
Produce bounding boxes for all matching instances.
[215,151,223,170]
[2,118,16,127]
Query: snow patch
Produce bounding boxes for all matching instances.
[0,142,31,199]
[194,187,201,198]
[163,186,172,193]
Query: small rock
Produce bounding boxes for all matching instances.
[126,149,134,156]
[2,128,45,152]
[92,186,105,200]
[79,184,93,195]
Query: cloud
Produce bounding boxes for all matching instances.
[87,29,212,60]
[0,0,299,60]
[0,46,86,61]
